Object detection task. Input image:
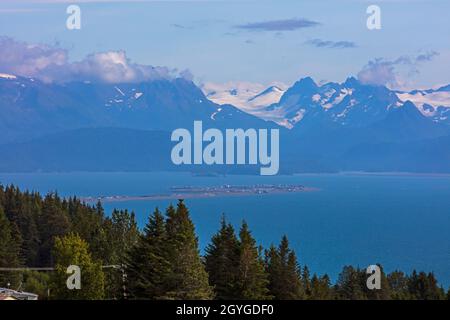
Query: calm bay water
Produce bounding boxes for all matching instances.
[1,172,449,286]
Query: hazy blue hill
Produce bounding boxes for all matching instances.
[0,127,266,174]
[1,74,450,173]
[2,123,448,174]
[0,76,277,144]
[341,134,450,172]
[281,99,450,173]
[0,128,173,172]
[369,101,450,141]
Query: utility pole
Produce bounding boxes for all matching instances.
[121,264,127,300]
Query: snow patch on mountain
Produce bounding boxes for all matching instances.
[201,81,287,110]
[115,86,125,96]
[201,81,288,126]
[396,88,450,123]
[210,107,222,120]
[250,77,412,128]
[397,91,450,114]
[0,73,17,80]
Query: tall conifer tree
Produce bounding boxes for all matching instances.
[0,207,22,288]
[236,221,271,300]
[164,200,213,300]
[265,236,303,299]
[127,207,170,299]
[205,216,240,299]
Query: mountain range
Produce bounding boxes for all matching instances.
[205,76,450,129]
[0,73,275,145]
[0,72,449,173]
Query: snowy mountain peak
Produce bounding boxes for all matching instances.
[201,82,286,111]
[396,86,450,122]
[343,76,359,88]
[249,77,434,129]
[291,77,317,91]
[248,86,284,103]
[437,84,450,92]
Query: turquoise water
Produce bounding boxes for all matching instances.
[1,172,449,287]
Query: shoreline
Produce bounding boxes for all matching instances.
[80,185,319,203]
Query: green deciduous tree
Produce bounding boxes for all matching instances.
[22,270,51,300]
[51,233,105,300]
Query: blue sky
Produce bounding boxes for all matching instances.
[0,0,449,89]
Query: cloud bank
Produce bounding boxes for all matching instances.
[0,37,185,83]
[357,51,439,88]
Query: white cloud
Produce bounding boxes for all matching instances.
[357,51,439,88]
[0,37,186,83]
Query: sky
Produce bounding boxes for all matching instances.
[0,0,449,90]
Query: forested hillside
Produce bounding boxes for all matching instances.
[0,185,448,300]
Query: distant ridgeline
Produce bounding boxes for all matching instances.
[0,185,448,300]
[0,75,450,173]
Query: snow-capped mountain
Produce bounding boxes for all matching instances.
[260,77,405,129]
[201,82,286,116]
[204,77,421,129]
[1,72,450,173]
[0,74,277,144]
[236,76,450,129]
[396,85,450,123]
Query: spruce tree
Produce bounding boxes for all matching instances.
[335,266,367,300]
[265,236,303,299]
[387,270,411,300]
[408,270,446,300]
[3,186,40,266]
[205,215,240,300]
[109,209,140,262]
[38,193,71,266]
[101,209,140,299]
[310,274,334,300]
[236,221,271,300]
[164,200,213,300]
[67,198,105,257]
[265,245,281,297]
[302,265,312,298]
[127,207,170,299]
[0,207,22,288]
[364,264,391,300]
[286,251,304,298]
